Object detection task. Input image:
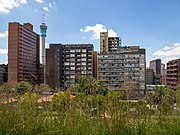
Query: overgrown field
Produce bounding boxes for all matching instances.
[0,91,180,135]
[0,79,180,134]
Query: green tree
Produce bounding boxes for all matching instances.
[77,77,97,94]
[96,82,108,95]
[15,81,32,94]
[76,76,107,95]
[106,91,121,106]
[147,86,175,113]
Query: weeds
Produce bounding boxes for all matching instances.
[0,91,179,135]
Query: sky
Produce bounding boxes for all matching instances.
[1,0,180,66]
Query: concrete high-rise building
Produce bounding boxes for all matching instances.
[8,22,40,86]
[167,59,180,89]
[97,46,146,99]
[0,64,8,86]
[100,31,121,54]
[40,20,47,84]
[100,32,108,53]
[108,37,121,52]
[161,63,167,86]
[46,44,94,89]
[150,59,162,84]
[146,68,154,85]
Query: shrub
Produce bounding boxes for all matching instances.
[15,81,32,94]
[52,92,71,112]
[20,92,39,104]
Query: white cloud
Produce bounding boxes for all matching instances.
[0,31,8,38]
[43,7,49,12]
[80,24,117,40]
[49,3,52,8]
[43,2,56,12]
[35,0,43,4]
[153,43,180,56]
[163,57,179,63]
[0,0,27,13]
[0,49,8,55]
[153,42,180,64]
[19,0,27,4]
[0,61,8,64]
[162,46,172,51]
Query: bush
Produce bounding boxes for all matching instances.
[52,92,71,112]
[20,92,39,104]
[15,81,32,94]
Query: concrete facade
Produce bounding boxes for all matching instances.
[46,44,94,89]
[146,68,154,85]
[100,31,121,54]
[150,59,162,84]
[97,46,146,99]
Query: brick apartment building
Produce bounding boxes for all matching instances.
[167,59,180,89]
[8,22,40,86]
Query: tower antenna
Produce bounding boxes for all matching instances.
[42,14,45,23]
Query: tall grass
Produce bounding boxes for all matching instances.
[0,92,180,135]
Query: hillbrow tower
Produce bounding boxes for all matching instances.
[40,17,47,84]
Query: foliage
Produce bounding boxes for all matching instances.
[106,91,121,106]
[15,81,32,94]
[147,86,176,114]
[20,92,39,104]
[0,82,180,134]
[33,84,52,94]
[0,83,9,93]
[175,86,180,108]
[0,89,180,134]
[72,93,87,109]
[76,76,107,95]
[52,92,71,112]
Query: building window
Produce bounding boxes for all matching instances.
[70,67,75,70]
[70,50,75,52]
[82,49,86,52]
[70,54,75,57]
[81,54,86,57]
[76,49,81,52]
[65,62,69,65]
[81,58,86,61]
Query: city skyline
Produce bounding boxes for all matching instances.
[1,0,180,66]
